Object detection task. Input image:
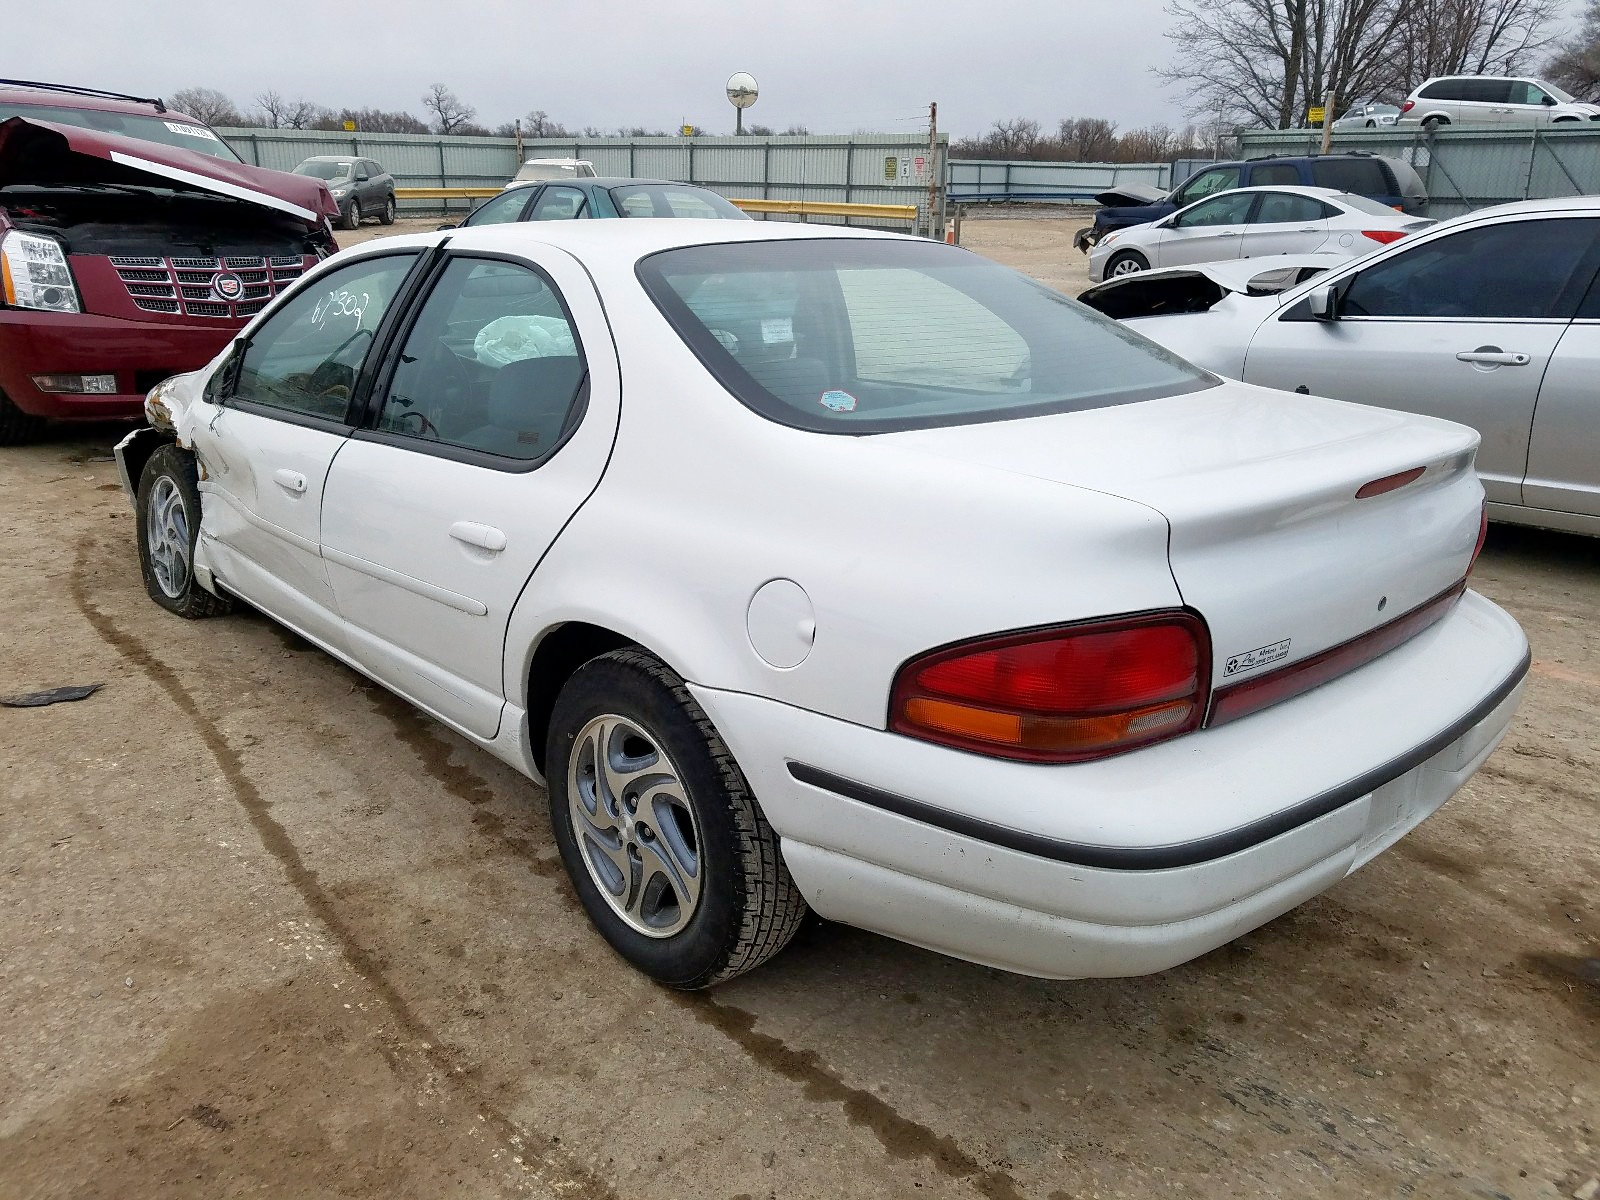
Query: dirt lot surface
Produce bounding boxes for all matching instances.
[1,216,1596,1200]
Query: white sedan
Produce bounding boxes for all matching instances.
[116,220,1529,988]
[1089,185,1432,282]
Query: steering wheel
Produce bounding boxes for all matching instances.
[305,327,374,395]
[394,409,440,438]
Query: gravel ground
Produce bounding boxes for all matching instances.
[1,214,1595,1200]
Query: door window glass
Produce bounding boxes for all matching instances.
[233,254,418,421]
[1250,164,1301,186]
[1174,192,1254,227]
[1172,167,1239,205]
[1508,81,1549,105]
[530,187,588,220]
[1252,193,1327,224]
[463,188,534,226]
[374,258,587,461]
[1342,218,1600,319]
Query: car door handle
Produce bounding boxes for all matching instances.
[1456,348,1530,366]
[1296,227,1319,232]
[272,468,307,495]
[449,521,507,552]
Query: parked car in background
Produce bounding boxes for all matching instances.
[1074,154,1427,251]
[454,178,749,227]
[0,85,337,444]
[1077,197,1600,537]
[293,155,396,229]
[1089,185,1431,282]
[512,157,597,183]
[115,219,1527,988]
[1333,102,1402,129]
[1398,76,1600,127]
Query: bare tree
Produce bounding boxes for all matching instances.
[252,90,325,129]
[421,83,476,134]
[1382,0,1562,97]
[1548,0,1600,98]
[312,107,429,134]
[781,123,812,135]
[170,87,242,126]
[1057,117,1120,161]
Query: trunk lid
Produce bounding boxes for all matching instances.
[0,116,338,223]
[882,381,1483,693]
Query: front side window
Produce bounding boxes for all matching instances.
[463,188,534,226]
[233,254,418,421]
[1341,218,1600,320]
[637,238,1213,434]
[1174,192,1254,227]
[1173,167,1239,206]
[530,187,588,220]
[373,258,586,462]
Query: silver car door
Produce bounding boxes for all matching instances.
[1238,192,1329,258]
[1524,286,1600,516]
[1241,215,1600,505]
[1156,192,1254,268]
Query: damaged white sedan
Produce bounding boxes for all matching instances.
[117,221,1529,988]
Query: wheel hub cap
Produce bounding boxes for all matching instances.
[145,476,191,599]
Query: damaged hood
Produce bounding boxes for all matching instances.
[1092,183,1170,207]
[0,116,339,224]
[1077,256,1340,320]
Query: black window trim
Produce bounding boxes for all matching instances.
[350,248,592,474]
[220,247,437,435]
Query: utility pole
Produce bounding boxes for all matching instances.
[514,118,524,165]
[1319,89,1336,155]
[927,101,939,239]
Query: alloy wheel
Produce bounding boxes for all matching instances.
[145,475,191,598]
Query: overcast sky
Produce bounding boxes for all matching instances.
[29,0,1192,136]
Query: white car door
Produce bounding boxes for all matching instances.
[1524,299,1600,517]
[1241,215,1600,505]
[318,250,619,740]
[188,251,422,647]
[1155,192,1255,268]
[1237,192,1330,259]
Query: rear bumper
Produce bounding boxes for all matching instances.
[0,309,235,421]
[691,589,1529,978]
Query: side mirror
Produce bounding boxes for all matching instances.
[1307,284,1338,322]
[1542,95,1557,106]
[355,170,370,181]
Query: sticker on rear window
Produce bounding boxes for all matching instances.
[1224,639,1292,676]
[760,317,793,344]
[165,122,220,141]
[819,390,857,412]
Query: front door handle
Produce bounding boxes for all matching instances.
[1456,347,1530,366]
[450,521,507,552]
[272,468,307,495]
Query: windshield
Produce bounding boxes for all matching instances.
[1335,192,1405,215]
[609,185,747,220]
[1542,80,1577,103]
[295,160,353,181]
[0,103,241,161]
[638,238,1214,434]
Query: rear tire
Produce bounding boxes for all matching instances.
[379,195,397,225]
[135,444,233,619]
[546,649,807,989]
[0,389,44,447]
[1105,250,1149,279]
[341,199,362,230]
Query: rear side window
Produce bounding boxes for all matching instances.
[1311,159,1389,196]
[530,187,588,220]
[608,185,746,219]
[1249,164,1302,186]
[1253,193,1327,224]
[637,238,1213,434]
[1342,218,1600,320]
[1418,80,1454,99]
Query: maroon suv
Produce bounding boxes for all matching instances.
[0,82,339,443]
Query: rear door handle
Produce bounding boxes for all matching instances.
[450,521,507,552]
[272,468,307,495]
[1456,348,1530,366]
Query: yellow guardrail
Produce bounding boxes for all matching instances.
[729,198,918,221]
[395,189,920,224]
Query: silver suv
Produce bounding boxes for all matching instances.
[1398,76,1600,127]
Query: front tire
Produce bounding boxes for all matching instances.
[341,199,362,230]
[135,444,232,619]
[1422,115,1449,129]
[0,389,44,446]
[546,649,807,989]
[379,195,397,225]
[1105,250,1149,279]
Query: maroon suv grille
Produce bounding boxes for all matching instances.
[108,254,310,319]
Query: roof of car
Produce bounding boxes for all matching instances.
[0,82,201,121]
[300,154,364,162]
[504,177,719,191]
[1210,185,1346,197]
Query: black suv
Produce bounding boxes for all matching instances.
[1074,153,1428,251]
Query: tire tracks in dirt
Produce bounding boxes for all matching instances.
[69,536,620,1200]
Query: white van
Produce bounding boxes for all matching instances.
[1398,76,1600,127]
[512,158,598,183]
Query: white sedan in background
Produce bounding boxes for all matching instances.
[116,220,1527,988]
[1089,185,1432,282]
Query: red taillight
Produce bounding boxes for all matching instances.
[1400,101,1415,114]
[1470,501,1489,571]
[1362,229,1409,244]
[889,613,1211,763]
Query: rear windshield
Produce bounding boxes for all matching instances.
[637,238,1214,434]
[609,185,746,220]
[1311,158,1391,195]
[0,103,241,161]
[295,160,353,180]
